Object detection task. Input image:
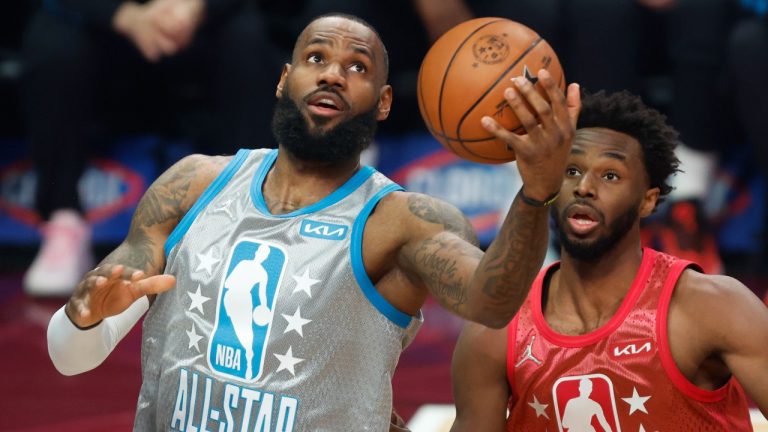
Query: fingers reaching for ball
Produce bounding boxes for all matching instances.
[482,70,580,201]
[417,18,565,164]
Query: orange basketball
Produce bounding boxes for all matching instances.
[417,18,565,164]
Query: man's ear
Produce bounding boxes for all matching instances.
[639,187,660,218]
[377,85,393,121]
[276,64,291,98]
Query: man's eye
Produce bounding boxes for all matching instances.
[605,172,619,181]
[349,63,366,73]
[308,54,322,63]
[566,167,579,176]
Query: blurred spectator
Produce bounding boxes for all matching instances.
[21,0,281,296]
[725,0,768,270]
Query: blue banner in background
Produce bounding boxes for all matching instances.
[0,135,174,244]
[375,132,521,248]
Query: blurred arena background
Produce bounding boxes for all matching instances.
[1,0,766,430]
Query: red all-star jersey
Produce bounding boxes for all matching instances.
[506,248,752,431]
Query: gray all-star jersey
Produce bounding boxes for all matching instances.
[134,149,423,432]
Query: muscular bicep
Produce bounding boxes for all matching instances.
[451,322,509,432]
[100,154,228,276]
[397,193,483,316]
[405,193,479,246]
[716,282,768,414]
[675,272,768,414]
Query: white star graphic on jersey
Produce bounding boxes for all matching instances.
[528,395,549,419]
[195,248,218,276]
[212,196,237,220]
[187,285,210,315]
[282,307,312,337]
[621,387,651,415]
[274,346,304,376]
[639,425,647,432]
[186,325,203,352]
[292,268,320,298]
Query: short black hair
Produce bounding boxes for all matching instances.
[577,90,680,207]
[299,13,389,83]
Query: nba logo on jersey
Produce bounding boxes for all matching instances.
[207,239,287,382]
[552,374,621,432]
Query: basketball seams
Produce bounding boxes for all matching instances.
[434,19,506,141]
[453,37,543,160]
[416,62,451,152]
[418,62,463,157]
[418,18,564,164]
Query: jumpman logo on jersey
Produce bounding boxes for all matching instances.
[516,335,543,367]
[212,195,239,221]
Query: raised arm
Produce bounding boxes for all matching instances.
[47,154,227,374]
[397,71,580,328]
[451,322,509,431]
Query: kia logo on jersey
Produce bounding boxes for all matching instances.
[552,374,621,432]
[610,339,655,359]
[299,219,349,240]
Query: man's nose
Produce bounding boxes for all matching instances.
[317,62,346,88]
[573,174,596,198]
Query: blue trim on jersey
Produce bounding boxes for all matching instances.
[250,149,278,215]
[250,149,377,217]
[350,183,412,328]
[164,149,251,257]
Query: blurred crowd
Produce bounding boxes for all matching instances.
[0,0,765,296]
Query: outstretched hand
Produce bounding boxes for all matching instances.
[65,264,176,328]
[481,69,581,202]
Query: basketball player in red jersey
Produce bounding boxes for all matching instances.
[451,90,768,431]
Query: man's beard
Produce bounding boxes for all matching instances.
[271,88,379,163]
[551,202,639,262]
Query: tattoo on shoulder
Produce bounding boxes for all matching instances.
[135,157,203,228]
[117,155,225,273]
[407,194,478,245]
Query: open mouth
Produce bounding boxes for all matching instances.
[566,206,601,235]
[570,213,596,225]
[306,91,346,117]
[310,98,340,110]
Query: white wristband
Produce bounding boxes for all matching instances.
[47,296,149,376]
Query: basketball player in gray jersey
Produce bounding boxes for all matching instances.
[47,13,581,431]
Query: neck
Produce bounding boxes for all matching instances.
[262,146,361,214]
[547,232,644,332]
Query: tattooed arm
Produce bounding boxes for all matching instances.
[63,154,229,328]
[396,192,549,327]
[48,154,229,375]
[397,72,581,328]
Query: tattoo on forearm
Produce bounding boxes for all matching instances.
[480,193,548,306]
[413,237,471,311]
[408,195,478,245]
